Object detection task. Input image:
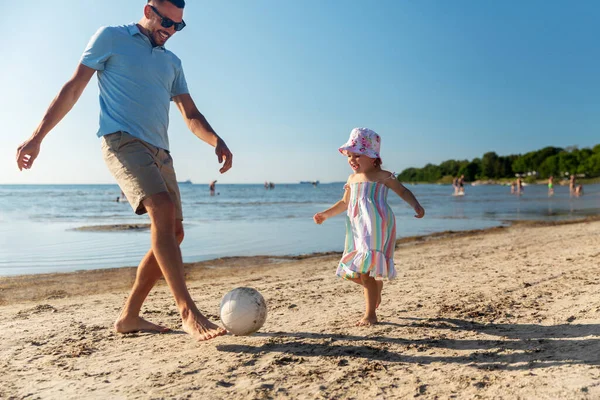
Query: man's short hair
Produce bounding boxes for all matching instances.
[148,0,185,9]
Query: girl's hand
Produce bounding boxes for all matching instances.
[414,204,425,218]
[313,212,327,224]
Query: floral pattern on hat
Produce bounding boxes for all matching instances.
[338,128,381,159]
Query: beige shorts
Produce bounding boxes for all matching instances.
[101,131,183,220]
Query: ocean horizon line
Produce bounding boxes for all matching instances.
[0,181,345,186]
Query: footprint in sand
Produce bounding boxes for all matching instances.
[16,304,58,318]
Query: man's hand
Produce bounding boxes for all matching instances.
[215,137,233,174]
[14,64,95,172]
[16,138,42,171]
[172,94,232,173]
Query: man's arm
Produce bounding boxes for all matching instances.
[173,93,233,174]
[16,64,96,170]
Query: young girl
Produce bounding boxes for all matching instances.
[313,128,425,326]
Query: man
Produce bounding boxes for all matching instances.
[452,176,459,195]
[569,174,576,196]
[15,0,231,341]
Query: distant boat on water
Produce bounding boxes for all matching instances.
[300,180,319,186]
[178,180,193,184]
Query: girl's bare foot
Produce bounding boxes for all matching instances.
[356,315,378,326]
[182,311,227,341]
[114,316,170,334]
[375,280,383,309]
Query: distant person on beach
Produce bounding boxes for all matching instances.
[516,177,524,195]
[15,0,232,341]
[575,184,584,196]
[313,128,425,326]
[510,181,516,194]
[548,176,554,196]
[569,174,576,196]
[117,190,126,202]
[457,175,465,195]
[452,176,459,195]
[209,180,217,196]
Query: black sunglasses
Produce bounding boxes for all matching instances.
[150,5,186,31]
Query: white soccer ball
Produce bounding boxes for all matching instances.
[220,287,267,336]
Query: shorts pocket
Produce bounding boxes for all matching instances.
[103,132,123,152]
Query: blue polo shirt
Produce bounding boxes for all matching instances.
[80,23,189,151]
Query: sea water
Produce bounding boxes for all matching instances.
[0,182,598,276]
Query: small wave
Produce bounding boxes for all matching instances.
[190,201,319,206]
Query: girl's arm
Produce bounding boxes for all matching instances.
[385,177,425,218]
[313,185,350,224]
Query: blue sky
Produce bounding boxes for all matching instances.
[2,1,599,184]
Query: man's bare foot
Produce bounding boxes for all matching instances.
[114,316,170,334]
[376,280,383,309]
[356,315,378,326]
[182,312,227,341]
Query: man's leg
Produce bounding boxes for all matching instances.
[114,219,185,334]
[142,192,226,341]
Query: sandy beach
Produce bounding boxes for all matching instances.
[1,219,600,399]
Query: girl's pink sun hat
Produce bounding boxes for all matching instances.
[338,127,381,159]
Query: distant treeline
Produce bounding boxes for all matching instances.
[397,145,600,183]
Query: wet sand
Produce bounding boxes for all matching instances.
[70,223,152,232]
[1,219,600,399]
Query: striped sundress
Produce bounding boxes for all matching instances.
[336,181,397,280]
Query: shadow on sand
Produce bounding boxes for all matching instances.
[217,317,600,370]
